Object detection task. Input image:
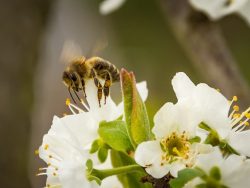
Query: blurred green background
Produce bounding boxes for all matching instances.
[0,0,249,187]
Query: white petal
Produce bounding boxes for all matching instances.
[189,0,247,20]
[135,141,169,178]
[171,72,195,101]
[169,162,186,177]
[51,114,98,149]
[99,0,126,15]
[191,83,231,138]
[222,155,250,188]
[45,166,61,187]
[101,176,122,188]
[136,81,148,102]
[228,130,250,156]
[152,102,177,138]
[59,159,97,188]
[238,0,250,25]
[194,147,223,172]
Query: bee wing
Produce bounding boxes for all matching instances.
[90,39,109,57]
[60,40,83,64]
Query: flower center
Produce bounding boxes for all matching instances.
[160,131,190,163]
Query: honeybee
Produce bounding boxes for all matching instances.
[62,56,120,107]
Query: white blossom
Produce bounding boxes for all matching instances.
[172,72,250,156]
[99,0,126,15]
[38,133,121,188]
[184,147,250,188]
[135,102,212,178]
[37,79,147,187]
[189,0,250,25]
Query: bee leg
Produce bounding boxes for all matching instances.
[103,73,111,105]
[81,79,86,98]
[91,69,103,107]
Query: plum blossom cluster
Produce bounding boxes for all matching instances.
[37,70,250,188]
[99,0,250,27]
[189,0,250,25]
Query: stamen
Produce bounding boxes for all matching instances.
[35,149,39,155]
[232,107,250,126]
[80,99,90,111]
[233,105,239,112]
[66,99,84,114]
[44,144,49,150]
[233,96,238,102]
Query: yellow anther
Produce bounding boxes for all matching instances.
[63,113,67,116]
[216,89,220,92]
[49,155,52,158]
[53,172,57,176]
[66,98,71,106]
[246,113,250,119]
[233,96,238,101]
[44,144,49,150]
[233,113,241,119]
[245,122,249,126]
[34,149,39,155]
[47,163,51,166]
[233,105,239,112]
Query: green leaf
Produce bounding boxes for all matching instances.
[110,150,151,188]
[98,146,108,163]
[120,69,151,148]
[170,168,204,188]
[98,120,133,152]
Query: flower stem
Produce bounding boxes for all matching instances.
[91,164,143,180]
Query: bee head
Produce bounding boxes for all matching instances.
[62,71,79,91]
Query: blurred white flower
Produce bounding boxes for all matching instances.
[172,72,250,156]
[38,134,122,188]
[99,0,126,15]
[189,0,250,25]
[134,102,212,178]
[184,147,250,188]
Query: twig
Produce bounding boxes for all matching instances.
[159,0,250,108]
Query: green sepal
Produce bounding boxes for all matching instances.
[98,145,109,163]
[90,139,100,154]
[98,120,134,153]
[209,166,221,181]
[189,136,201,144]
[86,159,93,171]
[120,69,151,148]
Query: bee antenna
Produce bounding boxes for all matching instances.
[68,87,77,104]
[73,89,81,102]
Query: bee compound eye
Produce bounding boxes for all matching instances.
[70,73,77,82]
